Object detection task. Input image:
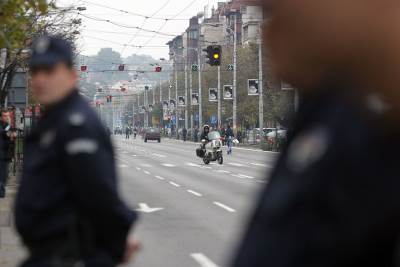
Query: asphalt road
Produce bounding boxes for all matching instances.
[113,136,279,267]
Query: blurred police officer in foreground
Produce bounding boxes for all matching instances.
[15,36,139,267]
[233,0,400,266]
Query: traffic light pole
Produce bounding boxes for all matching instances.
[159,74,162,103]
[218,65,221,129]
[198,48,202,129]
[175,62,179,138]
[258,23,264,132]
[185,61,188,130]
[233,14,238,133]
[153,86,155,105]
[189,65,193,132]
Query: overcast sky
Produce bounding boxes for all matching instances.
[57,0,224,59]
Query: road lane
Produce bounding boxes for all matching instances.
[113,136,278,267]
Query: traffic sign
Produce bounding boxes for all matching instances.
[191,64,199,72]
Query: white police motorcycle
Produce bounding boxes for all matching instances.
[196,131,223,165]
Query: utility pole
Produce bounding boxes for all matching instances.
[217,65,221,129]
[159,74,162,103]
[258,22,263,132]
[153,85,155,105]
[184,60,188,130]
[144,90,148,127]
[190,64,193,131]
[175,60,179,138]
[198,47,202,129]
[232,13,238,133]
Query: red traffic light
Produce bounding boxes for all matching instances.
[80,65,87,72]
[118,64,125,71]
[155,66,162,72]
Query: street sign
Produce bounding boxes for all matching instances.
[223,85,233,100]
[178,96,186,107]
[170,99,176,110]
[191,64,199,72]
[248,79,259,96]
[163,101,169,109]
[227,64,234,71]
[192,93,199,105]
[209,88,217,102]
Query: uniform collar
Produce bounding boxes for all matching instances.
[43,89,80,117]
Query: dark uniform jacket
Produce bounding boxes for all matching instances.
[15,90,137,266]
[232,87,400,267]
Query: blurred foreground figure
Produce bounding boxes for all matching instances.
[15,36,138,267]
[233,0,400,266]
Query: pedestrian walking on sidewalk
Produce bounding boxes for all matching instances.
[182,127,187,142]
[125,126,130,139]
[15,36,139,267]
[0,110,16,198]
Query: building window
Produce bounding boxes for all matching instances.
[189,30,198,40]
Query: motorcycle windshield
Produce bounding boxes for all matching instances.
[208,131,221,140]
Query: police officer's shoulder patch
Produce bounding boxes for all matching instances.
[286,125,330,174]
[68,112,86,126]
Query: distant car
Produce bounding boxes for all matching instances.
[143,128,161,143]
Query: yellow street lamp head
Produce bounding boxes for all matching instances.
[213,53,219,59]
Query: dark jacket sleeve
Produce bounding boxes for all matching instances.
[61,120,137,262]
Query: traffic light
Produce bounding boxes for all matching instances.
[203,45,222,66]
[155,66,162,72]
[118,64,125,71]
[80,65,87,72]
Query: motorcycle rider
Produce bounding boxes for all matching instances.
[200,125,210,143]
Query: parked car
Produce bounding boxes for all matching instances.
[143,128,161,143]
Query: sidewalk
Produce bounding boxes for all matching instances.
[0,176,26,267]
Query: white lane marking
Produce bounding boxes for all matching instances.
[213,202,236,213]
[186,162,200,167]
[238,173,255,179]
[162,163,175,167]
[231,174,254,179]
[141,163,152,167]
[191,253,219,267]
[153,153,167,158]
[249,162,268,167]
[155,175,165,180]
[136,203,164,213]
[169,181,181,187]
[118,164,128,168]
[187,190,202,197]
[233,146,279,153]
[144,170,151,175]
[136,167,141,171]
[131,154,137,157]
[228,162,245,167]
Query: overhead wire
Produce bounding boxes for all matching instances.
[135,0,199,55]
[80,0,191,21]
[122,0,172,56]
